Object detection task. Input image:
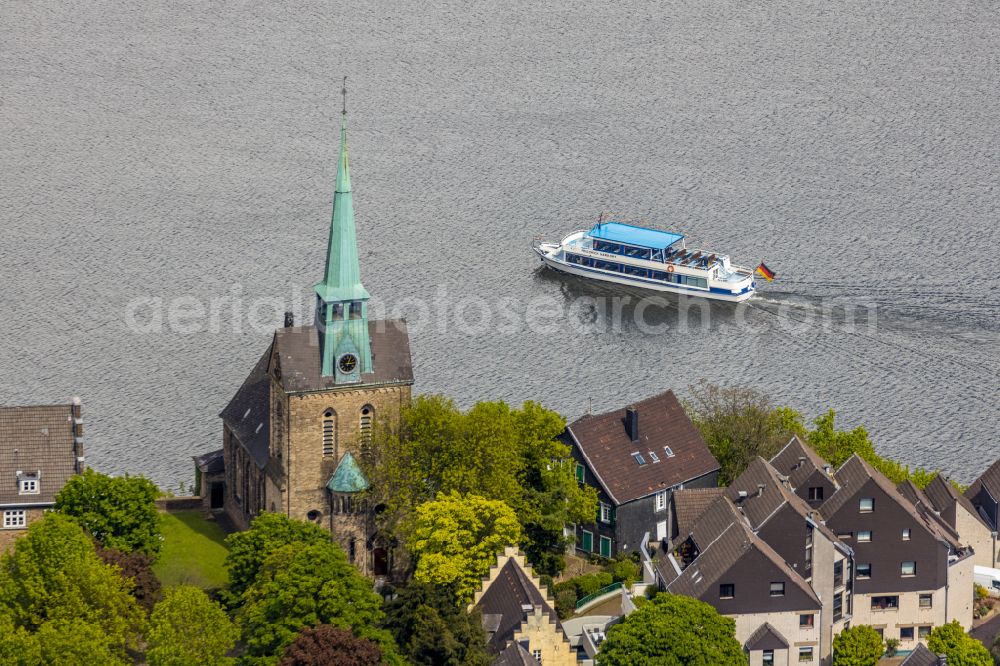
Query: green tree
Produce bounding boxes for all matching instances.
[381,582,490,666]
[407,491,522,602]
[146,586,238,666]
[362,396,596,576]
[224,513,331,601]
[685,382,806,484]
[55,468,161,556]
[596,593,743,665]
[280,625,382,666]
[832,625,884,666]
[927,621,992,666]
[35,619,130,665]
[0,514,145,660]
[238,541,400,665]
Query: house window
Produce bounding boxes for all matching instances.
[798,646,814,662]
[348,538,356,562]
[808,486,824,501]
[874,627,884,639]
[769,582,785,597]
[900,626,914,641]
[575,463,585,483]
[322,409,336,457]
[901,561,916,576]
[833,593,843,621]
[532,649,542,662]
[359,405,374,450]
[2,511,25,529]
[918,625,932,639]
[919,594,932,608]
[859,497,874,512]
[632,452,646,466]
[800,614,815,628]
[834,561,844,587]
[663,446,675,457]
[18,478,39,495]
[857,530,872,542]
[599,536,611,557]
[599,502,612,523]
[654,490,667,512]
[762,649,774,666]
[857,563,871,579]
[581,530,593,552]
[719,583,734,599]
[648,450,660,463]
[902,528,911,540]
[871,595,899,610]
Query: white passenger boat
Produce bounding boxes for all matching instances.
[532,218,757,302]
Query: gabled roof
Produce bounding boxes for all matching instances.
[473,548,562,655]
[744,622,789,651]
[0,403,81,505]
[823,455,963,551]
[966,458,1000,508]
[493,642,540,666]
[769,435,834,491]
[900,642,942,666]
[924,474,991,530]
[327,452,368,493]
[193,448,224,475]
[897,480,963,545]
[567,390,719,505]
[673,488,727,537]
[270,321,413,394]
[219,348,271,468]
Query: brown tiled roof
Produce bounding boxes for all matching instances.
[769,435,834,491]
[0,403,81,505]
[744,622,789,651]
[824,455,963,551]
[220,348,271,468]
[966,458,1000,507]
[924,475,990,530]
[271,320,413,394]
[673,488,726,537]
[729,458,840,544]
[567,390,719,505]
[476,558,560,654]
[900,643,941,666]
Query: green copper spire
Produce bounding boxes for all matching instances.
[326,452,369,493]
[314,78,373,380]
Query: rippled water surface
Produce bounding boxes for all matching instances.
[2,1,998,488]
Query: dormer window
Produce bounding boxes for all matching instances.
[632,452,646,466]
[663,446,675,457]
[18,476,39,495]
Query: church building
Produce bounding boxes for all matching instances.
[217,104,414,577]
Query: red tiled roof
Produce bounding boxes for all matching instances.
[567,390,719,505]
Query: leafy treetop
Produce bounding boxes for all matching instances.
[832,624,884,666]
[279,625,383,666]
[146,585,238,666]
[926,620,992,666]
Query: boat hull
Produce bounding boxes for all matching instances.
[535,248,755,303]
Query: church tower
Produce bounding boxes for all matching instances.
[217,85,414,578]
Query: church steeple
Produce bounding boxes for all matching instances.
[314,78,372,380]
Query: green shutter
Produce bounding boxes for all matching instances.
[582,530,593,552]
[600,536,611,557]
[575,463,585,483]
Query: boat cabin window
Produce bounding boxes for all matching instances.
[592,240,652,260]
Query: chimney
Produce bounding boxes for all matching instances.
[283,311,295,328]
[757,483,765,497]
[736,490,749,501]
[625,406,639,443]
[797,456,806,468]
[937,656,947,665]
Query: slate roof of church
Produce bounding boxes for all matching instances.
[220,348,271,468]
[566,390,719,505]
[270,320,413,394]
[193,448,224,475]
[476,558,560,655]
[0,404,80,505]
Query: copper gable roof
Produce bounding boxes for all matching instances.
[567,390,719,505]
[0,403,81,505]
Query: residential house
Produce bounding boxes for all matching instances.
[904,474,996,571]
[727,458,853,664]
[470,546,576,665]
[0,400,85,550]
[656,495,824,666]
[819,454,974,647]
[769,436,837,508]
[965,458,1000,567]
[564,389,720,557]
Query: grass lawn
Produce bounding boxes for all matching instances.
[154,510,230,590]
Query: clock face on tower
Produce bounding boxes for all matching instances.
[338,354,358,374]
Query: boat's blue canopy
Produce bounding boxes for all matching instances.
[587,222,683,250]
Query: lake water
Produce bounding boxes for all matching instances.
[2,0,997,489]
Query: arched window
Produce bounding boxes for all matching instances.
[359,405,374,450]
[323,409,337,457]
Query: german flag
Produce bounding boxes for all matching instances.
[756,263,775,282]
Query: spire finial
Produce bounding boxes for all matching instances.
[341,76,347,117]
